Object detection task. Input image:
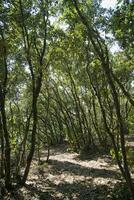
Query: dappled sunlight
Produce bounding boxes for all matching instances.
[50,151,119,172]
[18,148,122,200]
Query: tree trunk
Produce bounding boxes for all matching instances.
[0,115,4,178]
[0,87,11,189]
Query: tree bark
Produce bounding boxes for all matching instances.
[0,30,11,189]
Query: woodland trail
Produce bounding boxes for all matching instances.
[4,145,126,200]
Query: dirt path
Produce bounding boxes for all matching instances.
[6,146,124,200]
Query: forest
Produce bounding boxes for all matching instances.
[0,0,134,199]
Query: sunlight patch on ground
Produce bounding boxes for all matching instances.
[50,152,119,172]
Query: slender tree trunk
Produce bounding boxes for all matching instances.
[22,92,38,184]
[19,0,47,184]
[0,30,11,189]
[0,115,4,178]
[0,87,11,189]
[16,111,32,178]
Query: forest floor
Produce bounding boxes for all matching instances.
[3,144,131,200]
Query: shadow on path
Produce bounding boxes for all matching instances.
[47,159,121,179]
[24,179,111,200]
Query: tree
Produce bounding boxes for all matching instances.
[69,0,134,198]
